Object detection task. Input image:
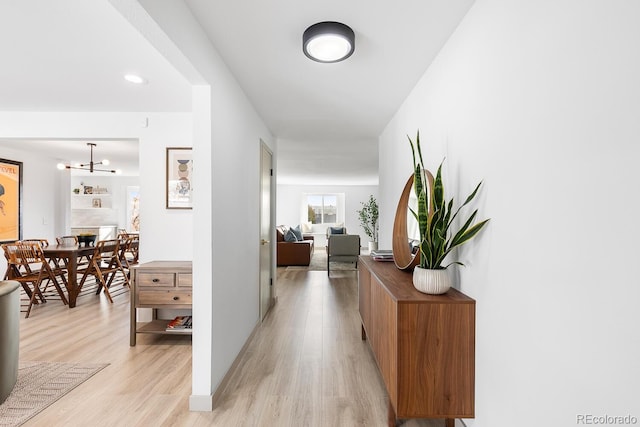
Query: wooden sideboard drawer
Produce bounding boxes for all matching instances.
[136,272,175,287]
[177,273,192,287]
[130,261,193,346]
[137,290,192,305]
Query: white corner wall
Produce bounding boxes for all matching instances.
[379,1,640,426]
[131,0,275,410]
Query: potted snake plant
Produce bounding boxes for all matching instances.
[408,131,489,294]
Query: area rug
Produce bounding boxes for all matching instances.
[0,361,108,426]
[286,251,358,272]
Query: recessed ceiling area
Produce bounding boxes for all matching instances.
[158,0,476,185]
[0,0,192,113]
[0,0,476,185]
[184,0,475,141]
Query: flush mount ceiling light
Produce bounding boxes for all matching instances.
[57,143,120,174]
[303,21,355,63]
[124,73,147,84]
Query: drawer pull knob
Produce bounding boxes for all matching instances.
[152,278,159,283]
[173,296,179,301]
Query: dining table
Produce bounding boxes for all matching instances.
[42,242,113,308]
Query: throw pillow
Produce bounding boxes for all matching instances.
[301,221,313,233]
[284,228,298,242]
[292,225,303,241]
[330,227,345,235]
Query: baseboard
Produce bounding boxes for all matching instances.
[189,394,213,411]
[210,318,263,408]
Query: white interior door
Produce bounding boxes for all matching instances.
[259,142,273,320]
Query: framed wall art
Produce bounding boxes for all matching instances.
[166,147,193,209]
[126,186,140,232]
[0,158,23,242]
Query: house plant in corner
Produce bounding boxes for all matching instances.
[356,195,379,252]
[408,131,489,294]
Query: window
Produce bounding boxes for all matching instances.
[306,194,338,224]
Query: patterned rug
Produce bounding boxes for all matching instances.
[0,361,108,426]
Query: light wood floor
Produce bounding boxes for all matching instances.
[18,269,447,427]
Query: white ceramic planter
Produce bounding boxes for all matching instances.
[412,267,451,295]
[368,241,378,252]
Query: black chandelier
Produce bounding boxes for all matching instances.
[57,143,117,174]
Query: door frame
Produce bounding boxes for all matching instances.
[259,140,275,320]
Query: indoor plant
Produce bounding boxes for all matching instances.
[356,194,379,252]
[409,131,489,294]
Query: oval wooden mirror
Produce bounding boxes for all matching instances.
[392,171,434,271]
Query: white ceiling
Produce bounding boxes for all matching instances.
[0,138,139,177]
[0,0,475,184]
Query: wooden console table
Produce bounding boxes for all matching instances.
[358,256,475,427]
[130,261,192,346]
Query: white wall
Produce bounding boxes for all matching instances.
[379,1,640,426]
[0,111,193,264]
[277,184,379,246]
[132,0,275,409]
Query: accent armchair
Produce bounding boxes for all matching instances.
[326,234,360,276]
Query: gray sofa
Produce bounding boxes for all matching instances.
[0,280,20,404]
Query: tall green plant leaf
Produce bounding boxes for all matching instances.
[450,218,490,249]
[407,130,489,270]
[448,181,482,227]
[433,162,444,210]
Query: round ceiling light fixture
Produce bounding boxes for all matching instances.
[303,21,355,63]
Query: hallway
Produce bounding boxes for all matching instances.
[194,269,445,426]
[17,269,446,426]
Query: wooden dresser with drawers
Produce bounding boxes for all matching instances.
[130,260,192,346]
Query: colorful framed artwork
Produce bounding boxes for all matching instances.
[166,147,193,209]
[0,158,23,242]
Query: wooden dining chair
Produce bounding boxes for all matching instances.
[55,235,90,266]
[56,235,78,245]
[124,234,139,266]
[78,239,130,303]
[2,242,16,280]
[20,238,50,247]
[19,238,70,291]
[116,236,132,271]
[2,241,46,307]
[2,241,68,318]
[2,242,21,282]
